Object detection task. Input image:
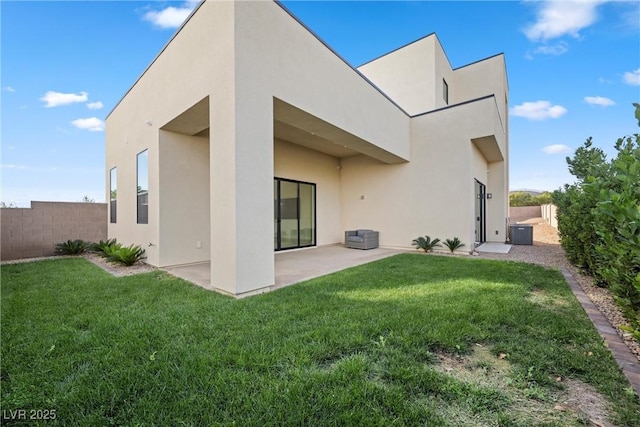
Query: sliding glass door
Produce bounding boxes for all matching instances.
[274,178,316,251]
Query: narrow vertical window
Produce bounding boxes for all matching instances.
[137,149,149,224]
[110,167,117,223]
[443,78,449,104]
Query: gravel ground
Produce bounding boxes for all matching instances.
[478,218,640,361]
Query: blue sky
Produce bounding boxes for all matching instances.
[1,0,639,206]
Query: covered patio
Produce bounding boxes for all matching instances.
[163,245,402,297]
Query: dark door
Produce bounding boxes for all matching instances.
[475,179,486,243]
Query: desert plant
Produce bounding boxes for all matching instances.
[105,244,146,266]
[89,238,120,256]
[412,235,441,252]
[54,239,87,255]
[443,237,465,254]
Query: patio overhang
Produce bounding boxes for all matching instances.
[161,96,210,136]
[274,98,407,164]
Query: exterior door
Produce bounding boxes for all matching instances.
[274,178,316,251]
[475,179,486,243]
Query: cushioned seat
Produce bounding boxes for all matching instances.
[345,229,379,250]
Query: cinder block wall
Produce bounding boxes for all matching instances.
[509,206,542,223]
[0,201,107,261]
[541,204,558,229]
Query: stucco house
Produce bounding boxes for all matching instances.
[106,0,509,297]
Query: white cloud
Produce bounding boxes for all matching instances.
[1,164,26,169]
[87,101,104,110]
[40,91,88,108]
[524,0,606,42]
[71,117,105,132]
[543,144,572,154]
[533,41,568,56]
[584,96,615,106]
[2,86,15,92]
[142,1,198,29]
[511,101,568,120]
[623,68,640,86]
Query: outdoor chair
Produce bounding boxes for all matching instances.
[344,229,379,250]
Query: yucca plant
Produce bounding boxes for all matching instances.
[105,244,146,266]
[89,238,119,256]
[444,237,465,254]
[54,239,87,255]
[412,235,442,253]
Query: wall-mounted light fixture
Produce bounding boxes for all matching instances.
[487,193,493,199]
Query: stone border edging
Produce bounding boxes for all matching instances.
[560,267,640,397]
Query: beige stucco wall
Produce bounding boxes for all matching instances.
[107,0,412,296]
[274,139,342,246]
[106,1,234,270]
[106,0,509,295]
[358,35,480,116]
[340,94,507,251]
[357,36,438,115]
[158,131,210,266]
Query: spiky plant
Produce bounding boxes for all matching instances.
[89,238,119,257]
[443,237,465,254]
[54,239,87,255]
[412,235,442,253]
[105,244,146,266]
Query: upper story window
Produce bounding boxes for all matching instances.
[137,149,149,224]
[110,167,117,223]
[443,79,449,105]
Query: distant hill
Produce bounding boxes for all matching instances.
[510,189,545,196]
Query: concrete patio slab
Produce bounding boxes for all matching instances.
[476,243,512,254]
[163,262,211,289]
[162,245,403,296]
[274,244,402,290]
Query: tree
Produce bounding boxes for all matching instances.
[553,107,640,333]
[509,191,553,207]
[81,195,95,203]
[509,191,533,207]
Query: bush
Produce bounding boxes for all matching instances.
[443,237,465,254]
[412,236,441,252]
[54,239,87,255]
[105,244,146,266]
[553,130,640,330]
[89,238,119,256]
[509,191,553,207]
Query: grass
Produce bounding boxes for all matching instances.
[1,254,639,426]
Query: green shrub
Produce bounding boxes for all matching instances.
[412,235,441,252]
[509,191,553,207]
[89,238,119,256]
[552,137,610,279]
[105,244,146,266]
[553,123,640,332]
[443,237,465,254]
[54,239,87,255]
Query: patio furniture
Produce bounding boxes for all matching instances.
[345,229,379,250]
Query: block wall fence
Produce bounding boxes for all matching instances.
[541,203,558,229]
[509,206,542,223]
[0,201,107,261]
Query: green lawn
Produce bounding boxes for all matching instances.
[1,255,639,426]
